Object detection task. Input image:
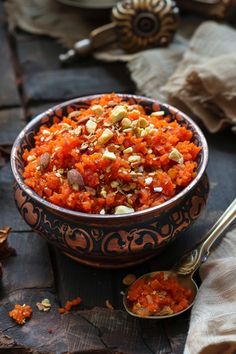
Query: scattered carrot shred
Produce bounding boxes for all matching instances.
[9,304,32,325]
[58,296,81,314]
[127,272,192,317]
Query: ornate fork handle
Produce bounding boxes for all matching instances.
[175,198,236,275]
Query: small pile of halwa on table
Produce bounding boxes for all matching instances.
[23,94,200,214]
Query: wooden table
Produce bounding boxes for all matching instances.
[0,3,235,353]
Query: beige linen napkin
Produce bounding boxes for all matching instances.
[162,22,236,133]
[184,228,236,354]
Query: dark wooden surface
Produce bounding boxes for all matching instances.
[0,2,236,353]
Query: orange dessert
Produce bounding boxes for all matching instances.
[23,94,200,214]
[127,272,192,317]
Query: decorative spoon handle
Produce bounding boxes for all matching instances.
[175,198,236,275]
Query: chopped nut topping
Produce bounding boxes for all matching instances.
[85,119,97,134]
[40,152,50,170]
[121,117,132,129]
[123,273,136,286]
[42,129,50,135]
[110,105,127,123]
[123,147,133,154]
[91,104,103,115]
[154,187,163,192]
[97,128,114,145]
[111,181,119,188]
[105,299,114,310]
[36,298,51,312]
[169,148,184,164]
[103,150,116,160]
[67,169,84,190]
[145,177,153,185]
[128,155,141,163]
[27,155,36,162]
[68,110,81,119]
[151,111,165,117]
[73,126,82,136]
[114,205,134,214]
[137,117,149,128]
[100,188,107,198]
[80,143,89,151]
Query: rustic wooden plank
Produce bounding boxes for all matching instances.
[0,3,21,108]
[51,248,114,309]
[23,65,135,103]
[0,290,67,353]
[15,33,135,103]
[164,315,190,354]
[64,308,170,354]
[2,231,54,293]
[0,162,31,231]
[0,108,24,145]
[0,293,172,354]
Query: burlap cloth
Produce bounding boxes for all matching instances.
[184,227,236,354]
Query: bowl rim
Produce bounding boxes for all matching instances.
[11,93,208,221]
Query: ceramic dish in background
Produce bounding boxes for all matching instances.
[11,94,209,269]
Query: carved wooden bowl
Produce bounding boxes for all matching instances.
[11,94,209,268]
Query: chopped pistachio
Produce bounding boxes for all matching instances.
[100,188,107,198]
[85,119,97,134]
[98,128,114,145]
[91,104,103,115]
[111,181,119,188]
[169,148,184,164]
[114,205,135,214]
[121,117,132,129]
[151,111,165,117]
[128,155,141,163]
[110,105,127,123]
[102,150,116,160]
[123,147,133,154]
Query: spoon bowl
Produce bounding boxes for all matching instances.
[123,270,198,319]
[123,198,236,319]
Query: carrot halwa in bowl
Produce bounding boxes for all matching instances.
[11,94,209,268]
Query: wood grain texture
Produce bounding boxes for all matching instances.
[0,108,24,145]
[0,162,31,231]
[2,232,54,294]
[0,4,20,107]
[15,34,135,104]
